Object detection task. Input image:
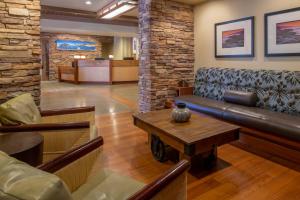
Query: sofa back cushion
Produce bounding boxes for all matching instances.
[194,68,300,115]
[0,151,73,200]
[0,93,41,125]
[224,90,257,107]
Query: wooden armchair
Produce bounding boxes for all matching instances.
[0,106,97,163]
[37,136,190,200]
[0,136,190,199]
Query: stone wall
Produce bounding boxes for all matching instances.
[0,0,41,104]
[41,33,103,80]
[138,0,194,112]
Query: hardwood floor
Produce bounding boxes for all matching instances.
[95,111,300,200]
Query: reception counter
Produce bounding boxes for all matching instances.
[58,59,139,84]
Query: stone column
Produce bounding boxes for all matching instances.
[138,0,194,112]
[0,0,41,104]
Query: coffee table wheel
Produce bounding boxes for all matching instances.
[151,134,170,162]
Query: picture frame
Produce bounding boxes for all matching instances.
[55,40,96,51]
[265,7,300,57]
[215,16,254,58]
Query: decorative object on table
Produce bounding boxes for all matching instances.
[215,16,254,58]
[178,80,189,87]
[56,40,96,51]
[171,103,191,123]
[265,7,300,57]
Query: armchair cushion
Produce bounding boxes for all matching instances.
[0,151,73,200]
[72,169,145,200]
[0,93,41,125]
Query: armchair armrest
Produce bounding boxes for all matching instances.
[41,106,96,128]
[40,106,95,117]
[128,160,190,200]
[38,136,103,173]
[0,122,89,132]
[38,136,103,192]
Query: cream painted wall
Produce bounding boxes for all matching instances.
[194,0,300,71]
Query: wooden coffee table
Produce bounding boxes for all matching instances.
[133,109,240,173]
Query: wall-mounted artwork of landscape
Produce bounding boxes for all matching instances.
[265,7,300,56]
[215,16,254,58]
[222,28,245,48]
[56,40,96,51]
[276,20,300,45]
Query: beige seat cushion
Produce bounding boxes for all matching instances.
[72,169,145,200]
[0,151,73,200]
[0,93,41,125]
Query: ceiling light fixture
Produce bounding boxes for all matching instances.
[85,1,92,5]
[97,0,137,19]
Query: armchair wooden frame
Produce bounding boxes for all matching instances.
[0,106,96,163]
[38,136,103,173]
[0,106,95,132]
[37,136,190,200]
[128,160,190,200]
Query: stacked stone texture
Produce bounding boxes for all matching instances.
[0,0,41,104]
[139,0,194,112]
[42,33,103,80]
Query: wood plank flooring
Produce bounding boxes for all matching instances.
[94,111,300,200]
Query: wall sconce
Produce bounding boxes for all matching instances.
[109,55,114,60]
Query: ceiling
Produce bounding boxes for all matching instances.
[41,0,137,17]
[41,0,111,12]
[41,19,138,37]
[173,0,208,5]
[40,0,138,36]
[40,0,208,14]
[40,0,206,36]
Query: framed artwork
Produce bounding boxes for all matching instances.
[265,7,300,57]
[215,16,254,58]
[56,40,96,51]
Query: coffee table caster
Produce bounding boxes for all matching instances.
[150,134,180,163]
[151,134,172,162]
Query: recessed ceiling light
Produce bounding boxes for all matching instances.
[85,1,92,5]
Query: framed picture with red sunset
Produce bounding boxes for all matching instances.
[215,16,255,58]
[265,7,300,57]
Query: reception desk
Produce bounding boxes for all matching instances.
[58,59,139,84]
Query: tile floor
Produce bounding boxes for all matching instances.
[41,81,138,115]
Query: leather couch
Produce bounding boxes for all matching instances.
[175,68,300,170]
[175,95,300,141]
